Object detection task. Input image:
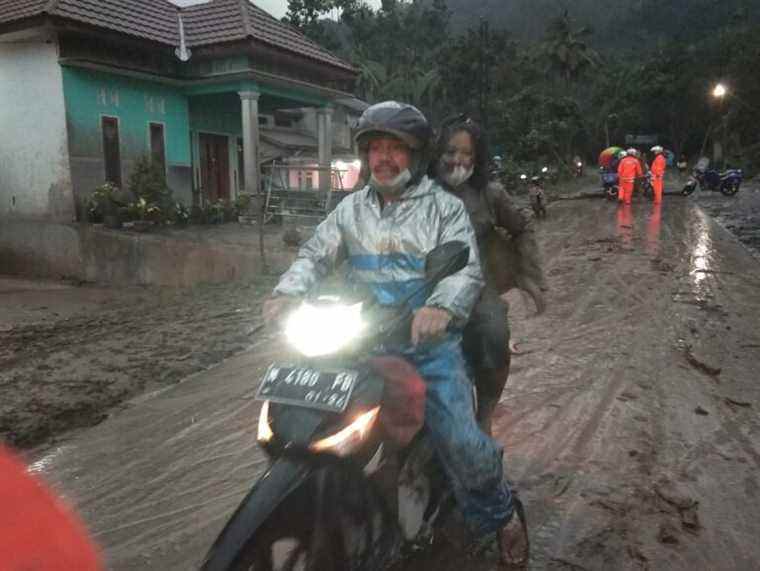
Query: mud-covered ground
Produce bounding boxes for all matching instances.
[0,276,276,448]
[692,181,760,257]
[21,193,760,571]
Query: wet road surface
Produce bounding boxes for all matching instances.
[32,197,760,570]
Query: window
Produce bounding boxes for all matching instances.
[102,116,122,186]
[149,123,166,173]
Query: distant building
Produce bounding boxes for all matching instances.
[0,0,362,222]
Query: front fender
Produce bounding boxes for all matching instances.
[200,458,311,571]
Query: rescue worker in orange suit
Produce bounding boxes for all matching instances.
[650,145,666,203]
[617,148,644,205]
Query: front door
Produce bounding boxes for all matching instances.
[199,133,230,202]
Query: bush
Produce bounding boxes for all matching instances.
[234,193,252,216]
[86,182,120,223]
[127,155,173,215]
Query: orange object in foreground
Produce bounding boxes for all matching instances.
[0,445,104,571]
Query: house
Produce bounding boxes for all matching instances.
[0,0,362,223]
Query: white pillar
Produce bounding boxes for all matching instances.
[317,106,334,192]
[239,90,261,195]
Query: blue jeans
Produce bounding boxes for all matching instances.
[391,334,514,536]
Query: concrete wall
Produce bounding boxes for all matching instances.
[0,40,76,222]
[0,220,293,287]
[61,67,193,210]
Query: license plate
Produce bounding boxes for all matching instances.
[255,365,358,413]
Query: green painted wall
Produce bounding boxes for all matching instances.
[189,93,242,136]
[62,67,191,166]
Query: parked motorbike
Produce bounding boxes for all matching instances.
[201,242,472,571]
[681,165,743,196]
[521,166,548,218]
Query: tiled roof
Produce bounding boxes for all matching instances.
[0,0,179,44]
[0,0,47,24]
[183,0,354,72]
[0,0,354,72]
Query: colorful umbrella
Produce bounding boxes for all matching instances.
[598,146,623,168]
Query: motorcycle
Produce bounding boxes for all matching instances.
[600,168,618,201]
[520,167,548,219]
[201,242,473,571]
[681,165,743,196]
[640,173,654,200]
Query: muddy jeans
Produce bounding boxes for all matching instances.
[388,334,514,536]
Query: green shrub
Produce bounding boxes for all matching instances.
[86,182,120,223]
[127,155,173,215]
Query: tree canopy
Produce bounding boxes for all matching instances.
[286,0,760,174]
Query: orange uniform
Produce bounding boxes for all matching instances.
[650,154,666,203]
[617,156,643,204]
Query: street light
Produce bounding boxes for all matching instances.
[710,83,728,167]
[712,83,727,99]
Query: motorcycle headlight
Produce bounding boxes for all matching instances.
[310,407,380,457]
[284,302,366,357]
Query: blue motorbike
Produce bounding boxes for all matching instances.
[681,165,743,197]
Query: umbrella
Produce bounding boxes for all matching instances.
[598,146,623,168]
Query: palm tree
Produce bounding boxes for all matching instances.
[541,10,600,85]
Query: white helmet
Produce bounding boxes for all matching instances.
[626,148,638,155]
[650,145,664,154]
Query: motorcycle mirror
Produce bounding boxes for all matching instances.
[425,241,470,281]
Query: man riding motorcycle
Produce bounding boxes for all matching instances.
[263,101,529,566]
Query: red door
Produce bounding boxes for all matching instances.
[199,133,230,202]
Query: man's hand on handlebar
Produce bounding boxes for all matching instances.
[262,296,299,327]
[411,306,452,346]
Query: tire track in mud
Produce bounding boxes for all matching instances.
[491,199,754,570]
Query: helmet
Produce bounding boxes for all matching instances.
[650,145,664,154]
[618,150,628,158]
[354,101,432,150]
[627,148,638,156]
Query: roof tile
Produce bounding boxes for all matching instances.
[0,0,354,72]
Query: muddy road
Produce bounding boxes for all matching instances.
[23,196,760,570]
[0,277,277,448]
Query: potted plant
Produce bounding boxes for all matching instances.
[128,198,161,232]
[208,199,226,225]
[87,182,122,228]
[234,193,254,224]
[172,202,191,227]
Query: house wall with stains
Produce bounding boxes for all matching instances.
[61,67,193,214]
[0,40,75,222]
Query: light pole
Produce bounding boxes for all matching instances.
[711,83,728,168]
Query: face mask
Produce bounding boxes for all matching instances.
[442,164,474,188]
[370,168,413,195]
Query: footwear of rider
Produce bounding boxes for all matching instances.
[497,498,529,568]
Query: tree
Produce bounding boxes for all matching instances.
[539,10,600,86]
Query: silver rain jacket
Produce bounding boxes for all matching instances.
[274,176,484,323]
